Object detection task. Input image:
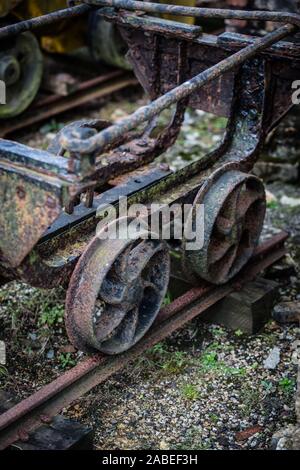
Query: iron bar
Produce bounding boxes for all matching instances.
[82,0,300,27]
[59,23,295,154]
[1,1,299,40]
[0,4,92,40]
[0,232,288,449]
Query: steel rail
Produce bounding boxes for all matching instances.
[0,73,138,137]
[0,232,288,449]
[59,23,296,154]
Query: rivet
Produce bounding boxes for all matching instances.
[16,186,26,199]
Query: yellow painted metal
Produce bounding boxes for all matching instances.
[159,0,197,25]
[3,1,198,52]
[13,0,86,53]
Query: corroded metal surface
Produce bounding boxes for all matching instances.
[0,233,288,450]
[66,219,170,354]
[0,165,171,288]
[0,2,299,359]
[58,24,296,155]
[183,164,266,284]
[0,139,94,269]
[82,1,300,27]
[0,39,295,279]
[0,169,62,268]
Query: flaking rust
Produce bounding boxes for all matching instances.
[0,232,288,450]
[0,1,299,353]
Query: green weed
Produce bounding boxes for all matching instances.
[181,384,199,401]
[59,353,76,369]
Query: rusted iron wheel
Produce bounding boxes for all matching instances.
[0,0,23,18]
[88,10,131,70]
[0,31,43,118]
[65,220,170,354]
[183,164,266,285]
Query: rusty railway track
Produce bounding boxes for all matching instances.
[0,232,288,450]
[0,69,139,138]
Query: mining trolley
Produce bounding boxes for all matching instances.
[0,0,299,357]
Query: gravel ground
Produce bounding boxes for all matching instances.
[0,95,299,450]
[72,321,298,450]
[65,183,300,450]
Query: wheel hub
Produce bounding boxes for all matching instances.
[0,55,20,85]
[0,32,43,119]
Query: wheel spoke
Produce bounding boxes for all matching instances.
[66,221,169,354]
[99,245,133,304]
[209,238,234,265]
[239,229,252,250]
[100,273,127,305]
[220,184,243,225]
[243,213,262,245]
[113,245,133,281]
[93,302,127,342]
[142,280,161,296]
[215,216,234,237]
[237,188,263,220]
[102,307,139,352]
[215,185,244,236]
[210,243,239,281]
[127,240,164,282]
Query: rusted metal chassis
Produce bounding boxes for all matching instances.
[80,0,300,28]
[0,1,300,41]
[59,24,297,154]
[0,232,288,450]
[0,14,297,283]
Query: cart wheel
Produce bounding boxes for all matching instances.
[0,1,23,17]
[88,11,131,70]
[183,164,266,285]
[65,219,170,354]
[0,31,43,118]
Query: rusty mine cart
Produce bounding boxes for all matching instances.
[0,0,299,354]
